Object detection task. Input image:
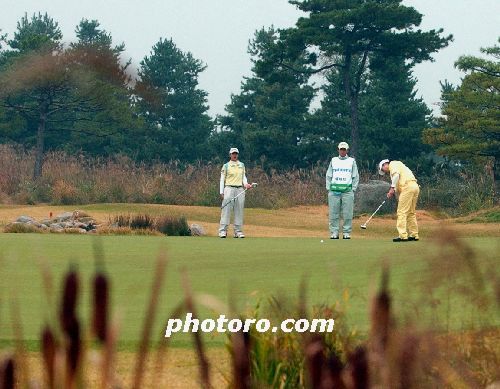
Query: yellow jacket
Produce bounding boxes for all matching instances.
[389,161,417,192]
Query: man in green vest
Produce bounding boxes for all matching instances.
[326,142,359,239]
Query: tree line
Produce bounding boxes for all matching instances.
[0,0,498,182]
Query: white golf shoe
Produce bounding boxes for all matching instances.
[219,231,227,238]
[234,231,245,238]
[343,233,351,239]
[330,233,339,240]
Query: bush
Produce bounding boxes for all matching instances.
[156,215,190,236]
[111,214,155,230]
[418,172,495,216]
[130,214,155,230]
[3,223,42,233]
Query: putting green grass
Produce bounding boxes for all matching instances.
[0,234,500,350]
[0,234,498,351]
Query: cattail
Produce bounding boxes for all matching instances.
[65,318,81,387]
[347,346,369,389]
[370,269,391,352]
[232,330,251,389]
[322,353,345,389]
[0,357,15,389]
[92,272,109,343]
[59,270,79,335]
[398,334,419,388]
[305,335,325,389]
[41,326,57,388]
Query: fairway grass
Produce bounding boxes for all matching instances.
[0,233,498,350]
[1,203,499,238]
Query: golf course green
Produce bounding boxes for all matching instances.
[0,234,498,350]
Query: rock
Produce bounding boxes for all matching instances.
[55,212,75,222]
[354,180,396,216]
[79,217,94,223]
[16,216,35,223]
[40,219,53,226]
[189,223,206,236]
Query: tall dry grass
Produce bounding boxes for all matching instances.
[0,144,497,214]
[0,145,326,208]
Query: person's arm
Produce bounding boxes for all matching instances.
[352,160,359,192]
[219,165,226,196]
[387,172,400,198]
[391,173,400,189]
[242,165,252,189]
[326,161,333,190]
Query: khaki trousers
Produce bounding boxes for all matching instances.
[396,181,420,239]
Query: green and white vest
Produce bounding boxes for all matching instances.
[329,157,354,193]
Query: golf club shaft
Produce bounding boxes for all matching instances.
[363,200,386,226]
[220,183,257,209]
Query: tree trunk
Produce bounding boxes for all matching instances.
[342,54,360,158]
[33,105,47,180]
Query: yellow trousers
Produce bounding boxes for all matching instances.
[396,181,419,239]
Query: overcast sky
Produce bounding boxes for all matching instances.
[1,0,499,115]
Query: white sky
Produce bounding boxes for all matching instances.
[1,0,499,115]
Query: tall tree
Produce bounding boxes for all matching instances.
[359,55,431,166]
[135,38,212,162]
[218,27,318,169]
[279,0,452,158]
[0,15,137,177]
[423,39,500,183]
[0,13,65,178]
[63,19,138,157]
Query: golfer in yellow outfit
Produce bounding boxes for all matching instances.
[379,159,420,242]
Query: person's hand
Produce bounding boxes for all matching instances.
[220,194,224,200]
[244,183,253,189]
[387,187,395,199]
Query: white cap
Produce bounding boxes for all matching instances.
[378,159,390,175]
[338,141,349,149]
[229,147,239,155]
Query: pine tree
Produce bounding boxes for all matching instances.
[135,38,213,162]
[218,28,317,169]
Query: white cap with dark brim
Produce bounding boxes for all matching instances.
[378,159,390,175]
[338,141,349,149]
[229,147,239,155]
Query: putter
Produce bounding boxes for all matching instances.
[221,183,258,210]
[360,200,386,229]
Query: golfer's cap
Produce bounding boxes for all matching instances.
[378,159,390,175]
[338,142,349,149]
[229,147,239,155]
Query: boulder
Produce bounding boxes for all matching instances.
[40,219,54,226]
[55,212,74,222]
[354,180,396,216]
[189,224,206,236]
[16,216,35,224]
